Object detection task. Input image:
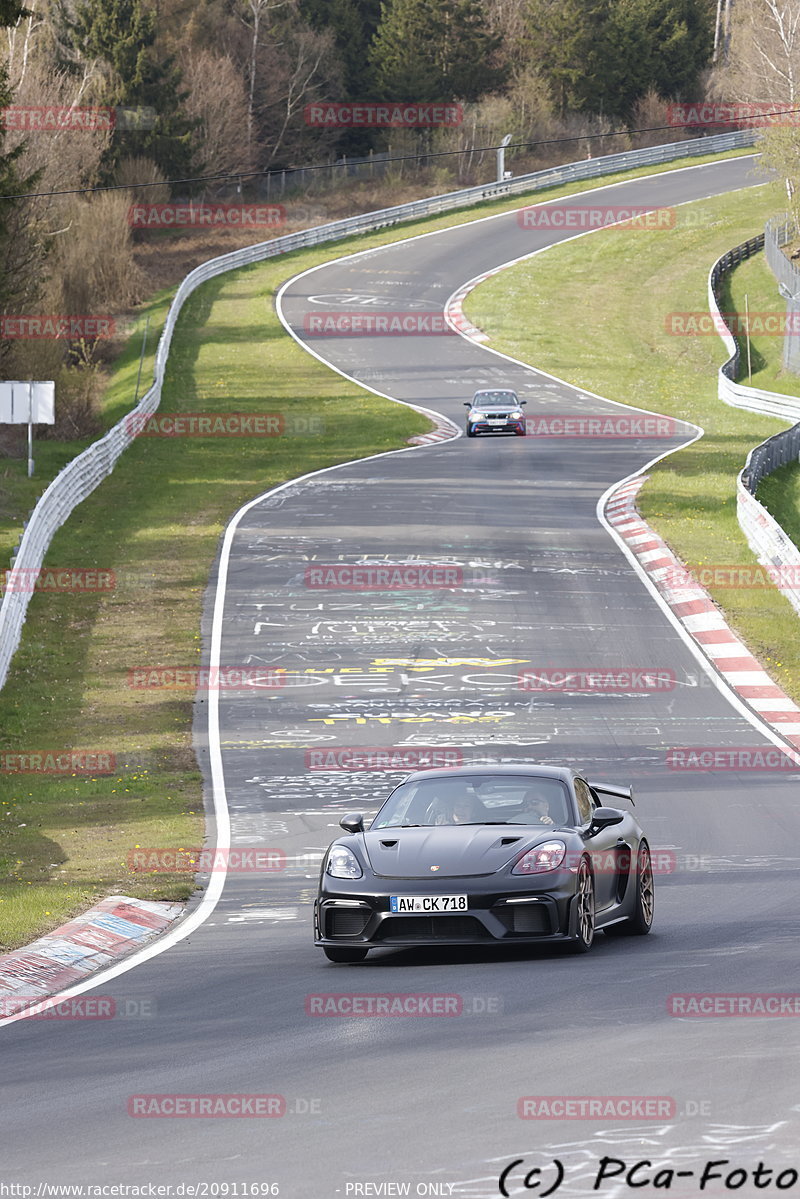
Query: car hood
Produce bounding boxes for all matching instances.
[361,825,545,879]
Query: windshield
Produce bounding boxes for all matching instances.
[371,774,572,829]
[472,391,517,407]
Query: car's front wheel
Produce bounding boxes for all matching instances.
[605,842,654,937]
[466,424,476,437]
[568,858,595,953]
[323,946,369,963]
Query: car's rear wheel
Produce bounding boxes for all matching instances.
[323,946,369,963]
[568,858,595,953]
[605,842,654,937]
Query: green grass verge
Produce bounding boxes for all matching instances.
[0,143,759,951]
[724,251,800,396]
[0,255,430,951]
[463,179,800,704]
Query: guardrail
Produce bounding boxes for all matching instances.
[764,211,800,293]
[764,212,800,374]
[0,127,757,690]
[708,236,800,617]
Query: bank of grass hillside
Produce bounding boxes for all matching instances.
[463,181,800,705]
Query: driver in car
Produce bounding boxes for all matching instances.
[520,787,555,825]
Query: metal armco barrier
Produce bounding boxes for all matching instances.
[764,213,800,373]
[0,128,756,690]
[709,235,800,617]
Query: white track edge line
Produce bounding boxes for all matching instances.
[0,153,765,1028]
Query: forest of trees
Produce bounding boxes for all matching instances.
[0,0,794,436]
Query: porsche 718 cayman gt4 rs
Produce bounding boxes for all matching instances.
[314,764,654,962]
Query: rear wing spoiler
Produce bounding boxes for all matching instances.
[589,781,634,807]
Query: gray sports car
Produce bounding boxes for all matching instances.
[314,764,654,962]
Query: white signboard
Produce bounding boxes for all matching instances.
[0,381,55,424]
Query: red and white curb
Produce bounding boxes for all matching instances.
[0,895,183,1017]
[606,476,800,753]
[447,273,499,343]
[408,414,460,445]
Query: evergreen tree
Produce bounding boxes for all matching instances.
[370,0,506,103]
[57,0,195,179]
[525,0,714,118]
[300,0,383,97]
[524,0,614,116]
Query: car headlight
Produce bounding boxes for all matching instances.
[510,410,523,419]
[326,844,363,879]
[512,840,567,874]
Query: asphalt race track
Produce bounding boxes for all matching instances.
[5,155,800,1198]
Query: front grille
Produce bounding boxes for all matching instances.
[494,904,551,935]
[326,908,369,938]
[375,915,489,941]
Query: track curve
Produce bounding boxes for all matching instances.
[5,155,800,1198]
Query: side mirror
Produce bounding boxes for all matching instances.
[590,806,625,831]
[339,812,365,833]
[520,399,527,405]
[463,401,471,407]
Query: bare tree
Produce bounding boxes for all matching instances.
[483,0,530,72]
[713,0,800,102]
[181,48,255,179]
[713,0,736,65]
[3,0,45,87]
[4,58,110,197]
[238,0,290,155]
[259,22,338,167]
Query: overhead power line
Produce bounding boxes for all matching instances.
[1,106,793,204]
